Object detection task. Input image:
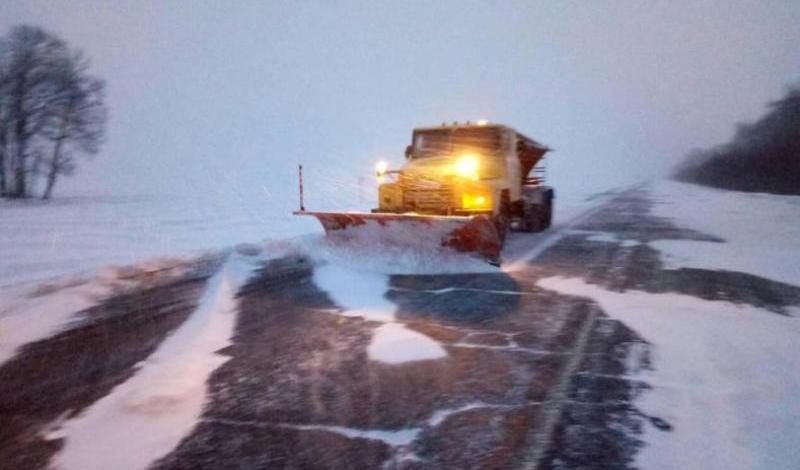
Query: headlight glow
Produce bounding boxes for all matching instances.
[375,160,388,178]
[456,154,479,180]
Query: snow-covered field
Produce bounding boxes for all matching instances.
[650,180,800,287]
[0,193,317,288]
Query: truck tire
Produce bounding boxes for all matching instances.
[521,203,544,232]
[493,204,511,242]
[542,196,553,229]
[493,192,511,241]
[520,186,554,233]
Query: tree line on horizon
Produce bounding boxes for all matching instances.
[674,81,800,195]
[0,25,106,200]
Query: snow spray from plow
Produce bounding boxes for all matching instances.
[294,160,501,264]
[293,210,503,264]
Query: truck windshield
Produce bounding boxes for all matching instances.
[413,127,502,158]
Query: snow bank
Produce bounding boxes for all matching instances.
[0,279,108,366]
[49,253,260,470]
[538,276,800,470]
[0,256,196,367]
[650,181,800,286]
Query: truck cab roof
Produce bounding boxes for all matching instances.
[412,122,550,152]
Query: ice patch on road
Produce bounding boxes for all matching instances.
[651,180,800,286]
[538,276,800,470]
[286,402,523,451]
[312,264,446,364]
[368,323,445,365]
[287,423,420,447]
[397,286,528,296]
[284,421,424,464]
[565,229,639,247]
[49,253,259,470]
[427,402,516,426]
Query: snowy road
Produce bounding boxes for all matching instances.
[1,181,799,469]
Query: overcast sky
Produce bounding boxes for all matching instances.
[2,0,799,204]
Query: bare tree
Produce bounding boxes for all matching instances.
[40,52,106,200]
[0,25,106,200]
[3,26,67,198]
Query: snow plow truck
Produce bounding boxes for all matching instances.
[295,121,552,264]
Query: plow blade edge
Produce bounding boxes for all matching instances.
[294,211,502,263]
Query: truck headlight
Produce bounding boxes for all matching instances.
[375,160,388,181]
[456,154,479,180]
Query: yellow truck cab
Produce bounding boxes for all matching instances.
[375,122,552,236]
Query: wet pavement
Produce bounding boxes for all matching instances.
[1,186,798,469]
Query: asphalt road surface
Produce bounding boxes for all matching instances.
[2,186,798,469]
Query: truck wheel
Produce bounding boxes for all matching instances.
[493,209,510,242]
[542,189,554,228]
[543,199,553,229]
[522,204,543,232]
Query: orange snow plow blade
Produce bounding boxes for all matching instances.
[294,211,502,264]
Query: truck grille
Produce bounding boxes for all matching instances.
[400,175,454,212]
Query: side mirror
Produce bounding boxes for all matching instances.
[405,145,413,159]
